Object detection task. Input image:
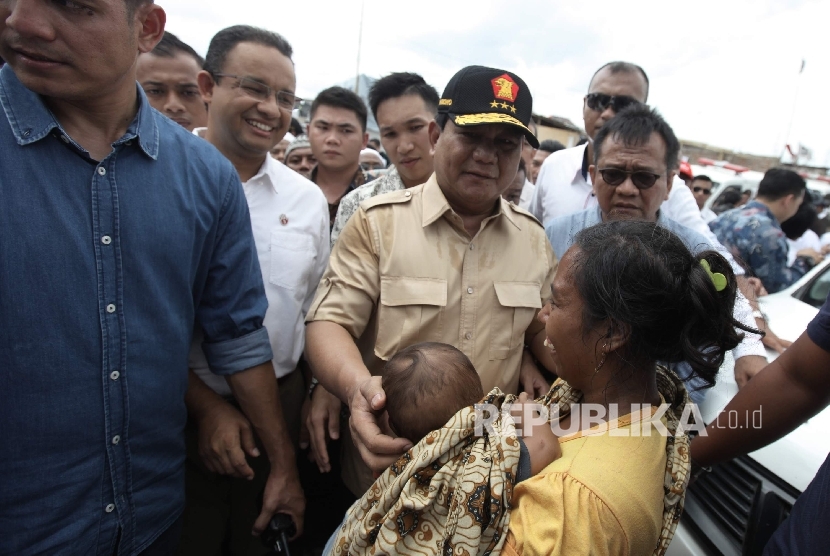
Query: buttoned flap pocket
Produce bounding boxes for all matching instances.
[490,281,542,360]
[374,277,447,360]
[269,231,315,292]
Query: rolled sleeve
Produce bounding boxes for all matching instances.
[203,326,273,375]
[196,172,270,368]
[306,206,380,339]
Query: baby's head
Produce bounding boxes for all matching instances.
[382,342,484,443]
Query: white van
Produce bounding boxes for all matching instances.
[668,259,830,555]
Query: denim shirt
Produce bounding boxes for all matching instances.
[0,66,272,555]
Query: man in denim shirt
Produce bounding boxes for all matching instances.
[0,2,302,555]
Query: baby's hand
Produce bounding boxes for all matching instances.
[509,392,561,476]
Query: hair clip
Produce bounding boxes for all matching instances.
[700,259,727,292]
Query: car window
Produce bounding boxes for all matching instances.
[805,267,830,308]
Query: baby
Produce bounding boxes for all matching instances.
[324,343,561,554]
[382,341,561,479]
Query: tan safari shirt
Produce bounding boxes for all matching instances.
[306,173,557,494]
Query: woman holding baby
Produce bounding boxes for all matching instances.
[327,220,752,555]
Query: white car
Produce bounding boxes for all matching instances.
[668,258,830,556]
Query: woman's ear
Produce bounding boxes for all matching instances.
[602,320,629,354]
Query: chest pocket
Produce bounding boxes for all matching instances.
[269,231,315,291]
[490,281,541,360]
[374,277,447,360]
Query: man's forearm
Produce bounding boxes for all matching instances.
[692,332,830,466]
[185,368,230,420]
[305,320,371,403]
[226,362,296,470]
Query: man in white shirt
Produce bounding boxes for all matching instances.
[182,26,329,554]
[689,175,718,222]
[531,61,790,353]
[531,61,716,236]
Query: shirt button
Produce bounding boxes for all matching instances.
[98,167,106,176]
[469,244,475,250]
[465,332,472,340]
[112,435,120,445]
[467,287,474,294]
[105,503,115,513]
[404,191,411,198]
[101,235,112,245]
[61,135,69,143]
[125,140,133,146]
[106,304,116,313]
[110,370,120,380]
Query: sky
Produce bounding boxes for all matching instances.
[165,0,830,165]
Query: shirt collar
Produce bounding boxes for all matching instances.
[0,65,158,159]
[744,200,782,227]
[421,174,520,230]
[245,155,278,193]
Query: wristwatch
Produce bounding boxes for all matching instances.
[307,377,319,399]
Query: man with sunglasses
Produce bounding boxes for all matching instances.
[690,175,718,222]
[532,60,791,356]
[181,25,332,554]
[530,61,723,241]
[544,104,766,401]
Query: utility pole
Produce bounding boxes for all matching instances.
[354,0,365,94]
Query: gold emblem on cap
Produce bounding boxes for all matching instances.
[491,74,519,103]
[439,98,453,106]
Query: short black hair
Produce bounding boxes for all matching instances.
[310,86,368,132]
[288,117,303,137]
[204,25,293,77]
[367,72,439,121]
[589,61,650,102]
[757,168,807,201]
[382,342,483,442]
[538,139,565,154]
[572,221,752,392]
[125,0,152,17]
[781,200,818,240]
[149,31,204,68]
[593,104,679,171]
[692,175,713,184]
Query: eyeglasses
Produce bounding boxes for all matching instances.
[213,73,302,111]
[585,93,641,113]
[598,168,662,190]
[693,186,712,195]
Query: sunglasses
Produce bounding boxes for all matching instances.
[693,186,712,195]
[598,168,662,190]
[585,93,641,113]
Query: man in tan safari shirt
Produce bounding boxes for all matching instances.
[304,65,558,496]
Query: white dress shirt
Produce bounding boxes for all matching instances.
[701,206,718,223]
[190,153,330,395]
[531,143,744,275]
[518,178,535,211]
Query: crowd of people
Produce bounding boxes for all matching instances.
[2,2,830,556]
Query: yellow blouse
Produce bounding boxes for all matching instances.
[505,408,668,556]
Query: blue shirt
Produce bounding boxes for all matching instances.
[709,200,811,294]
[0,66,273,555]
[544,208,721,404]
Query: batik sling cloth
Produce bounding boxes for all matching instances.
[330,366,691,556]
